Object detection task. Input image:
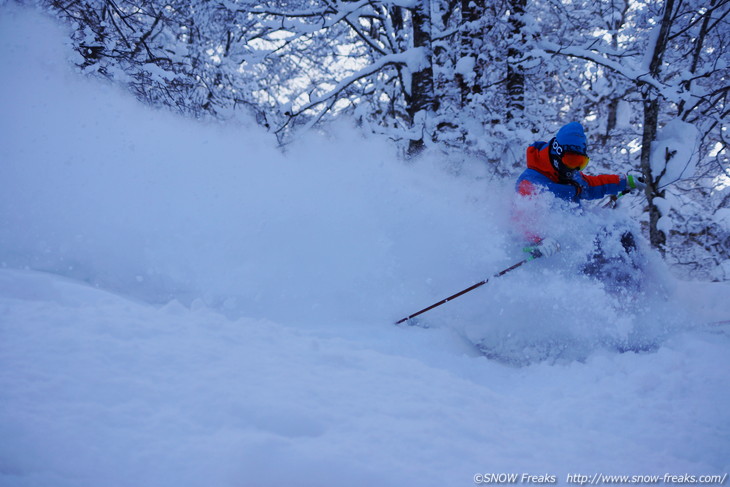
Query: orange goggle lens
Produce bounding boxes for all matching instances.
[562,152,589,170]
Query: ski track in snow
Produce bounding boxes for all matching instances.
[1,5,729,486]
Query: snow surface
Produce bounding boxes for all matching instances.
[1,5,729,486]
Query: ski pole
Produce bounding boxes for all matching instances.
[395,250,543,325]
[602,189,630,209]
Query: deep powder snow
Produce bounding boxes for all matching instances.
[1,5,729,487]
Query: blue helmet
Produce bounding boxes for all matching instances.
[551,122,588,156]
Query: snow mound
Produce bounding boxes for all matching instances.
[651,118,699,187]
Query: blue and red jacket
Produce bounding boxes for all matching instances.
[516,141,627,201]
[514,141,628,242]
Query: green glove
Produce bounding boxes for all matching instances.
[627,174,647,191]
[524,237,560,258]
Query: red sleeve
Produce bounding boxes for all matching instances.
[518,179,536,196]
[514,180,542,244]
[582,173,620,187]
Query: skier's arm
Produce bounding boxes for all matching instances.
[578,174,628,200]
[513,173,564,244]
[518,170,579,201]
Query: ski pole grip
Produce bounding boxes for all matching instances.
[523,246,543,259]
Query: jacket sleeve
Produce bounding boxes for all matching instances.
[514,171,558,244]
[578,174,628,200]
[519,170,579,200]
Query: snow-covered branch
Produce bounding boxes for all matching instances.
[535,41,679,102]
[279,47,425,127]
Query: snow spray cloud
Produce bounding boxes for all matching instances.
[0,5,508,327]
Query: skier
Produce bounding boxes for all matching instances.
[394,122,646,326]
[514,121,646,289]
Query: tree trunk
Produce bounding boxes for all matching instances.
[640,0,676,253]
[602,0,630,144]
[506,0,526,122]
[458,0,485,105]
[641,97,667,251]
[408,0,435,156]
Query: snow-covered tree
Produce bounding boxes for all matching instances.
[528,0,729,278]
[38,0,730,279]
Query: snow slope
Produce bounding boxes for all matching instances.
[1,268,729,487]
[1,5,729,486]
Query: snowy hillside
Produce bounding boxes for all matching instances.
[1,5,729,486]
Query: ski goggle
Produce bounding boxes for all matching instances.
[562,152,590,170]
